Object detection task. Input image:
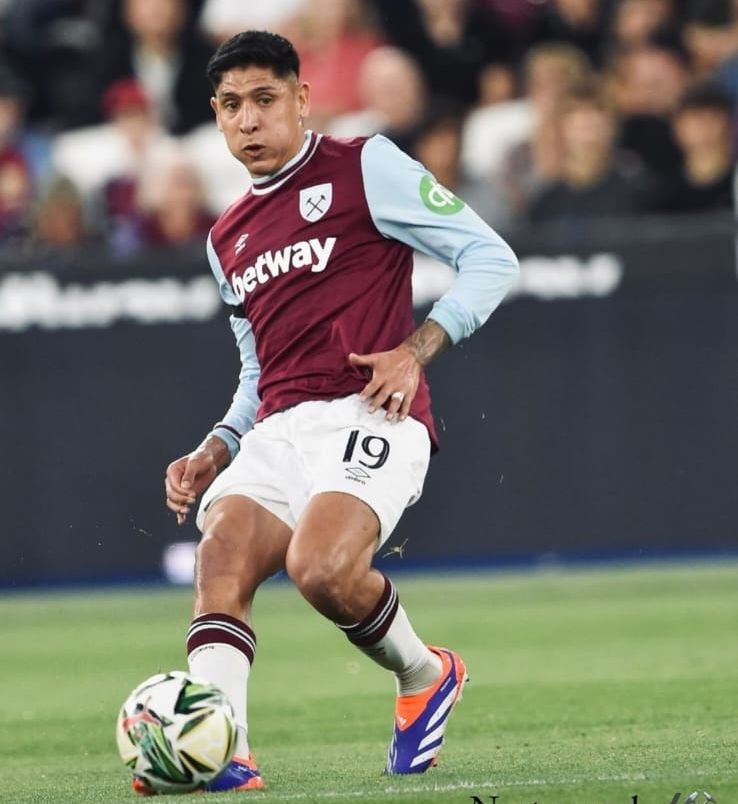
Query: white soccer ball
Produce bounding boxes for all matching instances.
[116,670,237,794]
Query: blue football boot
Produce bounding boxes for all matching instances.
[385,646,468,774]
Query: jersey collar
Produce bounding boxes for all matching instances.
[250,130,322,196]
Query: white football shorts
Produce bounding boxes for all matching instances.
[196,394,431,547]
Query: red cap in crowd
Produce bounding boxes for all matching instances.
[102,78,151,119]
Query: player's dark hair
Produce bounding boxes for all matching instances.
[206,30,300,91]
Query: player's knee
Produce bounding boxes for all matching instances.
[286,552,348,611]
[197,514,238,574]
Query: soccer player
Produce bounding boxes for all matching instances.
[153,30,519,795]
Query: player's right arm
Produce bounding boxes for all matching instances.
[354,134,519,420]
[165,232,261,524]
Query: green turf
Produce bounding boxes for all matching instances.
[2,562,737,803]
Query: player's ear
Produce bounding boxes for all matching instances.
[297,81,310,121]
[210,97,222,131]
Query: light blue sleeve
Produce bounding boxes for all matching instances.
[361,134,519,344]
[206,232,261,461]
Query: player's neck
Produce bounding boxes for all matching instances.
[251,130,313,186]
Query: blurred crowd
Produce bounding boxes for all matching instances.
[0,0,736,256]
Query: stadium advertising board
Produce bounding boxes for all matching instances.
[1,215,736,585]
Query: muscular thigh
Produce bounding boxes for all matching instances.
[288,491,380,579]
[285,491,385,623]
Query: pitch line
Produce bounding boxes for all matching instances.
[238,769,736,801]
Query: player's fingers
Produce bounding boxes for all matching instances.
[385,389,405,421]
[398,391,413,421]
[183,452,214,484]
[165,476,195,505]
[166,496,190,518]
[166,469,195,500]
[360,376,385,406]
[348,351,374,367]
[180,471,196,491]
[366,384,394,414]
[180,462,204,496]
[165,456,187,480]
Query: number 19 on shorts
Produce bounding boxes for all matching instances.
[342,430,390,470]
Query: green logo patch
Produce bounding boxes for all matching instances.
[419,175,464,215]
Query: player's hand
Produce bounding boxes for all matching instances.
[164,450,218,525]
[349,344,421,421]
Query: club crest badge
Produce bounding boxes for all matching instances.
[299,183,332,223]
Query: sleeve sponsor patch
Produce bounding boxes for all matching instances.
[419,175,465,215]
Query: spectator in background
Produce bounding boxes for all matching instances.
[292,0,382,129]
[462,43,591,182]
[500,105,565,221]
[135,148,215,247]
[53,78,174,199]
[1,0,108,130]
[477,63,517,108]
[0,66,40,243]
[372,0,513,107]
[528,83,650,224]
[683,1,738,77]
[0,65,51,187]
[31,175,89,249]
[327,46,427,151]
[608,0,681,53]
[2,0,735,256]
[180,122,252,219]
[478,0,545,56]
[0,148,32,242]
[198,0,307,44]
[531,0,609,66]
[0,65,37,244]
[699,0,738,105]
[609,44,689,177]
[91,0,214,135]
[655,82,735,212]
[410,106,514,230]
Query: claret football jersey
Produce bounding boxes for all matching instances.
[206,131,518,456]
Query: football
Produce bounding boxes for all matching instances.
[115,670,237,794]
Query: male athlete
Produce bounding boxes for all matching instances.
[153,31,518,794]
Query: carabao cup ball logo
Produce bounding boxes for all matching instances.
[419,175,465,215]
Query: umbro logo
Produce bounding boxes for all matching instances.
[345,466,371,479]
[234,233,249,254]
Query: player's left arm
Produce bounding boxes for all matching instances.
[353,134,520,420]
[165,233,261,523]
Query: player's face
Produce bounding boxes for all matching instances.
[211,66,310,177]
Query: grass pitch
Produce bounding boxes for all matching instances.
[2,562,737,804]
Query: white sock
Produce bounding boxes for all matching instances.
[186,613,256,757]
[337,577,442,695]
